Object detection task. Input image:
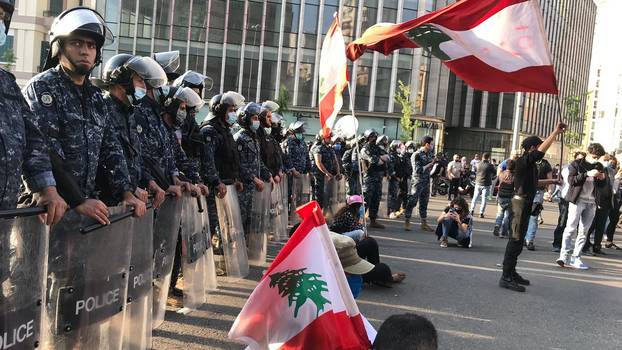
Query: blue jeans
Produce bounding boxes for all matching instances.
[471,185,490,214]
[525,190,545,242]
[343,229,365,242]
[437,219,470,247]
[495,197,513,235]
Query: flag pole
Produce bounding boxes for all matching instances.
[510,92,523,154]
[346,81,368,238]
[555,94,564,169]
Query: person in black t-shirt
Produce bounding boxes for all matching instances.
[499,122,566,292]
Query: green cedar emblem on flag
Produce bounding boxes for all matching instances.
[269,268,331,318]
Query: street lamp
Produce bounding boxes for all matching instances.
[247,24,261,100]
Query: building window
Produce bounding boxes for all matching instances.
[46,0,64,17]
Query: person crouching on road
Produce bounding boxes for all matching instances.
[436,197,473,248]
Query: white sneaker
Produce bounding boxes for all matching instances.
[570,256,589,270]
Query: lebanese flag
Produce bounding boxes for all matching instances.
[346,0,558,94]
[319,14,349,138]
[229,201,371,350]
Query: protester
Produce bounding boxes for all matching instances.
[330,233,375,298]
[330,195,366,241]
[585,152,615,255]
[470,153,496,218]
[556,143,606,270]
[551,152,584,252]
[605,165,622,250]
[500,122,566,292]
[470,153,481,173]
[494,159,515,238]
[446,154,462,200]
[373,313,438,350]
[524,156,555,250]
[435,197,474,248]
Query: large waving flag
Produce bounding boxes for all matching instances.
[229,201,371,350]
[346,0,558,94]
[319,14,349,138]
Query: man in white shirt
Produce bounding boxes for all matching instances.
[446,154,462,200]
[470,154,481,173]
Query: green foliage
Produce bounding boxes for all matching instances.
[562,95,585,148]
[276,87,290,114]
[1,49,16,72]
[269,268,331,318]
[394,80,416,141]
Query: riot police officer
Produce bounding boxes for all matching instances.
[23,7,145,222]
[360,129,389,229]
[234,103,272,232]
[153,50,181,82]
[388,140,404,217]
[283,121,311,178]
[404,136,436,231]
[0,0,66,223]
[310,132,340,209]
[257,100,284,183]
[398,141,415,215]
[97,53,168,208]
[342,135,365,196]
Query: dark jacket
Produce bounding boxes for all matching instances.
[564,159,606,205]
[475,160,496,186]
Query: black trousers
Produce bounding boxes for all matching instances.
[448,178,460,200]
[356,237,393,283]
[605,198,621,242]
[552,199,569,249]
[170,231,182,291]
[589,206,611,249]
[502,197,531,277]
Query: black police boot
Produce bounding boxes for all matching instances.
[512,272,530,286]
[499,276,526,292]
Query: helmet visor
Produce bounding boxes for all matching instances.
[221,91,246,109]
[174,86,205,109]
[152,51,180,73]
[173,70,214,91]
[51,8,114,46]
[261,100,280,113]
[126,56,168,89]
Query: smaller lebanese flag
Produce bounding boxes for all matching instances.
[319,14,349,138]
[229,201,371,350]
[346,0,558,94]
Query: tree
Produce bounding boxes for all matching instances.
[269,268,331,318]
[394,80,417,141]
[562,95,585,155]
[276,87,290,114]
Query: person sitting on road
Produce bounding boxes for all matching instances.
[330,232,375,298]
[330,197,406,287]
[435,197,474,248]
[373,313,438,350]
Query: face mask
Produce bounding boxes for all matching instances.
[0,23,6,47]
[226,112,237,126]
[250,120,260,131]
[346,274,363,299]
[129,87,147,104]
[263,127,272,135]
[175,109,187,126]
[334,144,342,151]
[296,133,304,141]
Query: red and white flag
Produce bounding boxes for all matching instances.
[319,14,349,138]
[229,201,371,350]
[347,0,558,94]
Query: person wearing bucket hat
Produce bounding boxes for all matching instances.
[330,233,374,298]
[0,0,67,224]
[23,6,146,223]
[499,122,566,292]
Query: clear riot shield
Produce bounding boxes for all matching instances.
[247,183,271,266]
[289,174,311,224]
[322,178,340,222]
[179,195,208,312]
[270,178,288,242]
[336,177,348,209]
[0,215,48,350]
[42,207,133,350]
[198,197,217,292]
[122,209,154,350]
[215,185,249,280]
[378,177,390,218]
[152,197,183,330]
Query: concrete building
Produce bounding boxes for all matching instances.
[586,0,622,154]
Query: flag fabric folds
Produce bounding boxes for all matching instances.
[346,0,558,94]
[319,14,349,138]
[228,201,371,350]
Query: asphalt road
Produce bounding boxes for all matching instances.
[153,197,622,349]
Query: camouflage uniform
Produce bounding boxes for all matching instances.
[404,149,434,219]
[179,113,203,180]
[283,137,311,174]
[360,143,387,220]
[0,69,55,210]
[399,150,413,209]
[342,147,361,196]
[167,126,201,183]
[199,119,241,248]
[310,142,337,209]
[22,65,134,202]
[134,96,178,187]
[98,95,152,204]
[234,128,271,230]
[388,148,404,213]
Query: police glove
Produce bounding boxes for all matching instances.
[37,186,68,226]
